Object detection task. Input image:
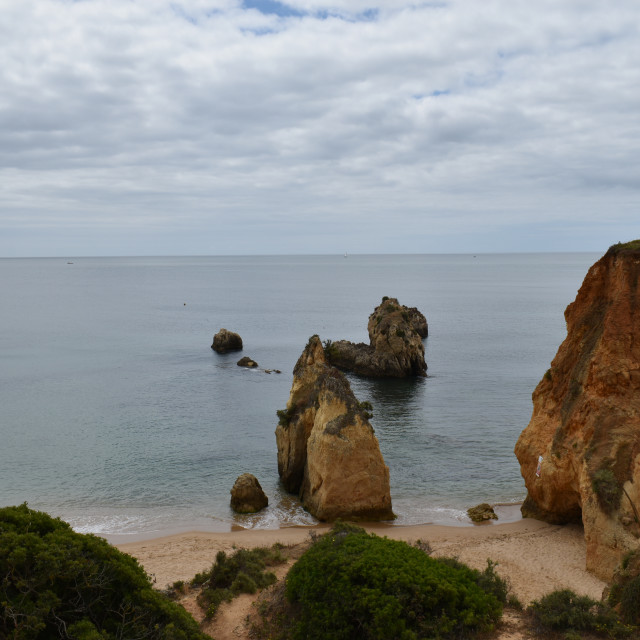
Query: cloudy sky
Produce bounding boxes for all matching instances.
[1,0,639,256]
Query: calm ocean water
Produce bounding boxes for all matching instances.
[0,253,599,539]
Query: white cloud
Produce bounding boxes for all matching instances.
[0,0,638,255]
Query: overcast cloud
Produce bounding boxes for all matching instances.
[1,0,639,256]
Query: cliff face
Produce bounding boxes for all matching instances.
[275,336,394,521]
[326,298,427,377]
[515,242,640,580]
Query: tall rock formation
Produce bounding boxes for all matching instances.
[211,328,243,353]
[275,335,394,521]
[515,241,640,580]
[325,297,427,377]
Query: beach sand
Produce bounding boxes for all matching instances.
[114,514,606,639]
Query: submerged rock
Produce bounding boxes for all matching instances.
[211,328,243,353]
[237,356,258,368]
[230,473,268,513]
[325,297,427,377]
[515,241,640,580]
[275,335,393,521]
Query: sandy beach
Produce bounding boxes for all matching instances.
[115,514,605,606]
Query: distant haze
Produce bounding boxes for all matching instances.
[1,0,639,257]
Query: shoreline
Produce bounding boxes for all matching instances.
[114,513,607,606]
[103,502,524,545]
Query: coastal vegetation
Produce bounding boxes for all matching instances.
[528,589,633,638]
[258,522,506,640]
[608,240,640,254]
[0,503,208,640]
[187,545,285,618]
[608,550,640,626]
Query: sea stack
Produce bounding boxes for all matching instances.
[325,297,427,377]
[211,328,243,353]
[515,241,640,580]
[275,335,393,521]
[230,473,268,514]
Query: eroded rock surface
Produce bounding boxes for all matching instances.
[275,335,393,521]
[325,297,427,377]
[211,328,243,353]
[230,473,268,513]
[515,241,640,580]
[467,503,498,523]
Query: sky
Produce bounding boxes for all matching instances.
[1,0,639,257]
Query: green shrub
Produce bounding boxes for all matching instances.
[0,503,208,640]
[285,523,502,640]
[276,406,296,428]
[618,575,640,626]
[608,240,640,255]
[592,467,622,513]
[193,546,284,618]
[357,400,373,420]
[608,550,640,626]
[528,589,631,637]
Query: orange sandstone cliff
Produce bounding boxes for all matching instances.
[275,335,393,521]
[515,241,640,581]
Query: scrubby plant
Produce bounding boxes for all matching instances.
[192,545,285,618]
[276,406,296,428]
[0,503,208,640]
[322,338,339,360]
[284,522,503,640]
[357,400,373,420]
[608,240,640,254]
[592,467,623,513]
[618,576,640,626]
[528,588,631,637]
[608,549,640,626]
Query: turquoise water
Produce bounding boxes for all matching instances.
[0,253,599,537]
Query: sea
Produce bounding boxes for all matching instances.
[0,252,600,541]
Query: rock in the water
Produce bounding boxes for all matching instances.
[325,297,427,377]
[467,503,498,522]
[237,356,258,368]
[515,241,640,581]
[230,473,268,513]
[211,328,243,353]
[275,335,393,521]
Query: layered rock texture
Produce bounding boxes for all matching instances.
[230,473,268,514]
[275,335,393,521]
[325,297,427,377]
[515,241,640,581]
[211,328,243,353]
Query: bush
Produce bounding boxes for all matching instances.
[608,550,640,626]
[618,576,640,626]
[285,523,502,640]
[528,589,631,637]
[192,546,284,618]
[0,503,208,640]
[592,468,622,513]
